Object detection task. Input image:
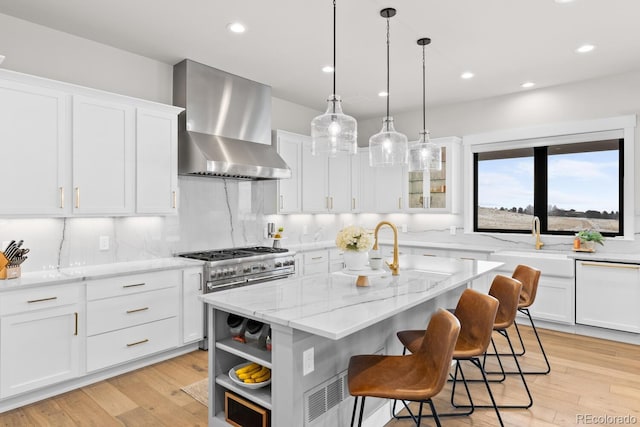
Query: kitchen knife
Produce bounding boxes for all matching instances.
[3,240,15,253]
[4,243,18,261]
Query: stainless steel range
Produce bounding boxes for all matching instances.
[177,246,295,293]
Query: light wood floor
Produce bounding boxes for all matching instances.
[0,326,638,426]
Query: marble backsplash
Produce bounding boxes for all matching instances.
[2,176,639,273]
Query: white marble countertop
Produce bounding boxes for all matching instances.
[202,254,503,340]
[0,258,204,291]
[567,251,640,263]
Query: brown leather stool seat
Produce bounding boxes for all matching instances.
[396,288,503,425]
[348,309,460,427]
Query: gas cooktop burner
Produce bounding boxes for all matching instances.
[178,246,288,262]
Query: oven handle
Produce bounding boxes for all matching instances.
[246,273,293,284]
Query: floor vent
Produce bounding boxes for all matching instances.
[304,370,348,425]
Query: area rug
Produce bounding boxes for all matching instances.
[181,378,209,407]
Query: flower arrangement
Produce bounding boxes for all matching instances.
[336,225,374,252]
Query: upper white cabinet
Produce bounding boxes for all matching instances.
[356,148,405,213]
[72,95,135,215]
[405,136,462,213]
[301,139,353,213]
[0,69,182,217]
[264,130,303,214]
[136,108,179,214]
[0,80,68,216]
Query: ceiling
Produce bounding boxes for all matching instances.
[1,0,640,120]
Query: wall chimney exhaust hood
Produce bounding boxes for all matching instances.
[173,59,291,180]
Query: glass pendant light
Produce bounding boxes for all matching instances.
[369,8,408,167]
[408,37,442,172]
[311,0,357,156]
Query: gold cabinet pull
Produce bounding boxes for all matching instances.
[280,195,284,210]
[311,256,323,260]
[398,197,402,209]
[74,312,78,336]
[330,197,333,210]
[27,296,58,304]
[123,282,146,288]
[580,262,640,270]
[422,254,436,257]
[172,191,177,208]
[126,338,149,347]
[126,307,149,314]
[75,187,80,209]
[59,187,64,208]
[352,198,356,210]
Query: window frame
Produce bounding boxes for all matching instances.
[472,140,624,236]
[463,115,636,240]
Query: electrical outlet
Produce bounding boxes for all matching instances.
[99,236,109,251]
[303,347,314,376]
[302,225,309,235]
[450,226,457,236]
[401,224,408,233]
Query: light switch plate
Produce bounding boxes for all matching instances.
[450,226,457,235]
[303,347,314,376]
[99,236,109,251]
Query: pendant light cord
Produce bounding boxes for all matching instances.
[385,16,390,131]
[332,0,337,114]
[422,44,426,132]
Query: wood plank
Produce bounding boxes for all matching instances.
[82,380,138,417]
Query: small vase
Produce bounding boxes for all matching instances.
[581,240,596,251]
[343,251,368,271]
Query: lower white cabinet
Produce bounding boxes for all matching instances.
[182,267,204,344]
[576,260,640,333]
[329,248,345,273]
[0,284,82,398]
[303,250,330,276]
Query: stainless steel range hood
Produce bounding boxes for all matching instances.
[173,59,291,180]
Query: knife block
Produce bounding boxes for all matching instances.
[0,265,20,280]
[0,253,21,280]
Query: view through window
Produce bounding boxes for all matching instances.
[475,140,621,235]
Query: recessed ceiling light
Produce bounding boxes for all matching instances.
[521,81,535,88]
[575,44,595,53]
[322,65,334,73]
[378,91,389,97]
[227,22,246,34]
[461,71,474,79]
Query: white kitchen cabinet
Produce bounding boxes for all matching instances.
[0,80,69,216]
[301,139,329,212]
[576,260,640,333]
[356,148,405,213]
[182,267,204,344]
[303,249,330,276]
[136,108,178,214]
[301,139,353,213]
[350,152,362,212]
[85,270,181,372]
[264,130,303,214]
[329,248,345,272]
[0,284,82,398]
[405,137,462,213]
[72,95,135,215]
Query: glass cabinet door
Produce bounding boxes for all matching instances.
[408,146,447,209]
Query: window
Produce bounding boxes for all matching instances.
[474,139,623,236]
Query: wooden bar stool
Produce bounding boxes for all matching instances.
[476,275,534,409]
[347,309,460,427]
[395,288,504,426]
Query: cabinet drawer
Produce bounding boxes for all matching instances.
[87,286,179,336]
[0,285,81,316]
[304,250,329,264]
[87,317,178,372]
[87,270,180,301]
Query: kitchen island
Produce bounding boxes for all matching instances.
[202,254,503,426]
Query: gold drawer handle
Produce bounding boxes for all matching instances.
[27,296,58,304]
[126,307,149,314]
[580,262,640,270]
[127,338,149,347]
[74,312,78,336]
[123,283,146,288]
[75,187,80,209]
[422,254,436,257]
[459,257,475,261]
[172,191,177,208]
[59,187,64,209]
[311,256,323,260]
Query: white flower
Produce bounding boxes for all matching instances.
[336,225,374,252]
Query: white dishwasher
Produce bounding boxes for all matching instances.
[575,260,640,333]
